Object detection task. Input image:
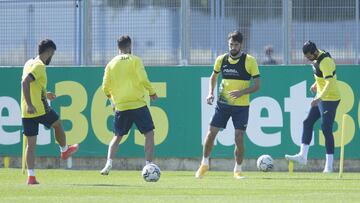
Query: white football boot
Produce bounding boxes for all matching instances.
[285,154,307,165]
[100,164,112,175]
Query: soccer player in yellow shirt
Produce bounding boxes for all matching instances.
[285,41,341,173]
[100,35,158,175]
[21,39,79,185]
[195,31,261,179]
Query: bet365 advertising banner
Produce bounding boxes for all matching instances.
[0,66,359,158]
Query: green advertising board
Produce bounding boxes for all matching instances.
[0,66,359,159]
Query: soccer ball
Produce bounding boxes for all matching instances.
[142,163,161,182]
[257,154,274,172]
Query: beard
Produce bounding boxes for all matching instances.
[45,56,52,65]
[230,49,240,57]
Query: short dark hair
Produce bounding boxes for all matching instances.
[228,30,243,43]
[38,39,56,54]
[117,35,131,49]
[303,41,317,54]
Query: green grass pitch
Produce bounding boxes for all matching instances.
[1,169,360,203]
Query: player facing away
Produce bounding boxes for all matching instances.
[285,41,341,173]
[100,35,158,175]
[195,31,261,179]
[21,39,79,185]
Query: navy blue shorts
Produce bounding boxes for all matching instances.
[210,102,249,130]
[22,109,59,136]
[114,106,155,136]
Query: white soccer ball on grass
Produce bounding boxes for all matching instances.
[142,163,161,182]
[257,154,274,172]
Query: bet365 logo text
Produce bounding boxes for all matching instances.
[0,82,168,146]
[201,78,357,148]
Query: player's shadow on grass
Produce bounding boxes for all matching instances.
[70,184,144,187]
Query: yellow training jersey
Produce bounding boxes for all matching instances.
[21,57,50,118]
[102,54,156,111]
[312,50,341,101]
[213,53,260,106]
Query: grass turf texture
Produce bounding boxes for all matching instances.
[1,169,360,203]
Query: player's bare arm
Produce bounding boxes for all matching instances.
[105,94,115,111]
[311,98,320,107]
[207,71,218,105]
[229,77,260,99]
[311,78,331,107]
[46,92,56,100]
[22,74,37,114]
[310,82,317,94]
[150,93,158,101]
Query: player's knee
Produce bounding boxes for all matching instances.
[303,118,313,127]
[51,120,62,129]
[112,136,123,145]
[208,126,220,136]
[235,129,244,137]
[207,132,217,141]
[234,133,244,144]
[26,143,36,151]
[207,134,215,140]
[144,130,154,138]
[321,123,333,135]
